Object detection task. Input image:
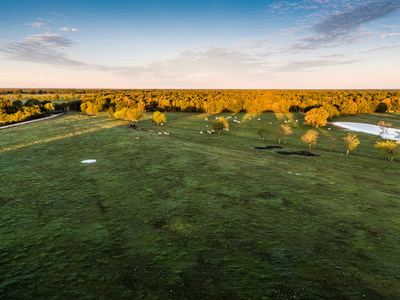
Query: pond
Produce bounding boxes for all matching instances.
[331,122,400,141]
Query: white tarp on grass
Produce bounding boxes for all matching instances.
[331,122,400,141]
[81,159,97,164]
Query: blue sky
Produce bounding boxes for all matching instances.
[0,0,399,88]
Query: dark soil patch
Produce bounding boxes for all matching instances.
[0,196,12,207]
[150,216,169,229]
[257,191,275,199]
[254,146,283,150]
[96,199,106,214]
[277,151,319,157]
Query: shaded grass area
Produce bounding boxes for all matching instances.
[1,112,400,299]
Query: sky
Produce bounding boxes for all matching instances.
[0,0,399,89]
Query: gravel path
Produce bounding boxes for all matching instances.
[0,113,65,130]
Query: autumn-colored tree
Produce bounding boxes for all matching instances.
[324,105,340,118]
[377,121,392,135]
[304,107,329,128]
[152,111,166,125]
[301,130,318,150]
[277,124,292,144]
[375,140,399,162]
[257,126,268,141]
[212,117,229,134]
[114,107,143,122]
[44,102,55,112]
[340,101,358,115]
[81,102,100,116]
[343,133,360,155]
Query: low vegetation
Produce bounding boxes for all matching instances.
[1,112,399,298]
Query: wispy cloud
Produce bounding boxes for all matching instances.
[0,33,83,67]
[319,43,400,58]
[27,22,45,28]
[382,24,397,30]
[60,27,80,33]
[272,58,359,72]
[314,0,400,36]
[381,32,400,38]
[292,0,400,50]
[113,47,267,80]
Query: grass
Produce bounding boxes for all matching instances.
[0,112,400,299]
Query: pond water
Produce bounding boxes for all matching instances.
[331,122,400,141]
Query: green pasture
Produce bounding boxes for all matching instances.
[0,112,399,299]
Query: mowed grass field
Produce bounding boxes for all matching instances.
[1,112,400,299]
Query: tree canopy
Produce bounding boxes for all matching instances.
[212,117,229,134]
[304,107,329,128]
[375,140,399,162]
[343,133,360,155]
[301,130,319,150]
[152,111,166,125]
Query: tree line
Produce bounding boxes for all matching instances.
[76,89,400,116]
[2,89,400,125]
[0,97,81,125]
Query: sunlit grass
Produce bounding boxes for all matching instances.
[1,112,400,299]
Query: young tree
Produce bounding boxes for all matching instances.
[343,133,360,155]
[257,126,268,141]
[301,130,318,150]
[277,124,292,144]
[152,111,166,125]
[377,121,392,135]
[212,117,229,134]
[375,140,399,162]
[304,107,329,128]
[329,136,337,152]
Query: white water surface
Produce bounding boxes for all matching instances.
[331,122,400,141]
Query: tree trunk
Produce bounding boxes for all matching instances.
[278,138,281,144]
[309,144,311,150]
[346,149,349,155]
[390,155,393,162]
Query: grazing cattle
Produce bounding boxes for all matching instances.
[129,124,136,129]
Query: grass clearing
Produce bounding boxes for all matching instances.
[1,112,400,298]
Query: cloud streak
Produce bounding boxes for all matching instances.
[381,32,400,38]
[272,58,359,72]
[0,33,84,67]
[293,0,400,50]
[60,27,80,33]
[28,22,45,28]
